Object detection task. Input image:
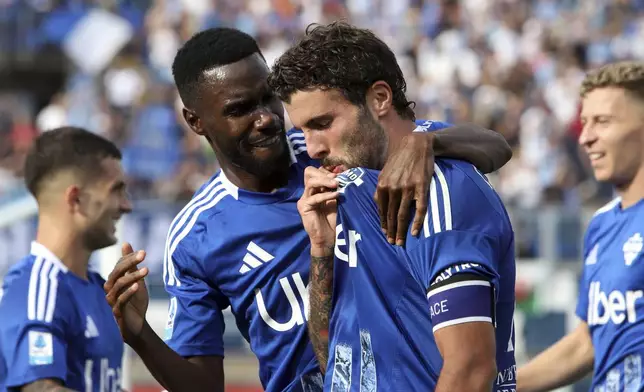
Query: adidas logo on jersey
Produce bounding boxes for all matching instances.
[585,244,599,265]
[239,242,274,274]
[623,233,643,266]
[587,281,643,326]
[85,315,100,338]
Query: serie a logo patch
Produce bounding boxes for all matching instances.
[28,330,53,365]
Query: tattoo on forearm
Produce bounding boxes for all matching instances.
[308,249,334,374]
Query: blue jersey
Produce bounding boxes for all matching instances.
[162,120,447,392]
[576,197,644,391]
[328,159,516,391]
[0,242,124,391]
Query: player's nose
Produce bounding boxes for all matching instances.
[253,109,280,131]
[304,132,329,160]
[579,123,597,147]
[120,197,133,215]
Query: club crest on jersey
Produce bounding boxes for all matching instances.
[337,168,365,193]
[623,233,643,266]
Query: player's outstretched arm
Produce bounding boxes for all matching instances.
[297,167,339,373]
[104,244,225,392]
[377,122,511,246]
[517,322,594,392]
[20,378,76,392]
[434,322,497,392]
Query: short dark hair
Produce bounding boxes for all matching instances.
[24,127,122,198]
[172,27,263,108]
[268,21,415,120]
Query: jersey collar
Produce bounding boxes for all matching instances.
[30,242,69,273]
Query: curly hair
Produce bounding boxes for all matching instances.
[268,21,415,120]
[580,61,644,100]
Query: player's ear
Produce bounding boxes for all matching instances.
[182,108,205,136]
[64,184,83,214]
[367,81,393,118]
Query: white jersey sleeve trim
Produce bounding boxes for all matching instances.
[164,176,230,287]
[432,316,493,333]
[27,258,62,323]
[427,280,491,298]
[424,162,452,238]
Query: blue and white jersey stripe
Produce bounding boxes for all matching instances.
[424,162,453,238]
[164,174,231,287]
[27,257,63,324]
[287,129,308,157]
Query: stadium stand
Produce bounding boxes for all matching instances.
[4,0,641,390]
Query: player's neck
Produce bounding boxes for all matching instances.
[383,116,417,160]
[35,214,91,280]
[221,164,290,193]
[617,165,644,209]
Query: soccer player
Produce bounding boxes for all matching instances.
[0,127,131,391]
[103,27,512,392]
[516,62,644,391]
[271,22,516,391]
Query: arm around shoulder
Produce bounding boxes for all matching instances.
[432,123,512,173]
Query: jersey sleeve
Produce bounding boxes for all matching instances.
[405,160,512,332]
[163,241,230,357]
[1,260,71,388]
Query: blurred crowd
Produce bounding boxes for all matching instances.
[1,0,639,207]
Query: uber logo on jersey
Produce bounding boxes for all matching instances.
[256,272,309,332]
[587,281,643,326]
[335,224,361,268]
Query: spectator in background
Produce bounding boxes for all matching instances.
[4,0,644,207]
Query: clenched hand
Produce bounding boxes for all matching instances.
[297,166,339,250]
